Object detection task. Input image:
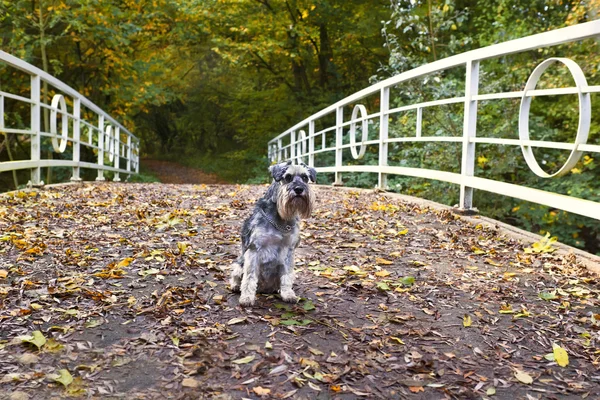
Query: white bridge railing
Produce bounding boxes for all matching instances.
[0,50,139,188]
[268,21,600,220]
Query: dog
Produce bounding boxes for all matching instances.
[230,161,316,306]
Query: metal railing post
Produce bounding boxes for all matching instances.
[290,130,296,164]
[71,98,81,181]
[277,138,283,163]
[96,115,105,181]
[114,128,121,182]
[334,107,343,185]
[308,120,315,167]
[460,60,480,211]
[127,135,132,175]
[30,75,42,186]
[378,87,390,189]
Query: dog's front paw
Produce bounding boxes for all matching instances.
[280,289,298,303]
[230,279,241,293]
[238,294,256,306]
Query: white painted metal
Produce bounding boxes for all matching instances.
[349,104,368,159]
[459,60,479,210]
[269,20,600,221]
[0,50,139,187]
[50,94,68,153]
[518,58,590,178]
[378,87,390,189]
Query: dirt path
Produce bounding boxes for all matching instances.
[142,159,225,184]
[0,183,599,399]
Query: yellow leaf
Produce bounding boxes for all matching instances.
[232,355,255,364]
[552,343,569,367]
[463,314,472,327]
[253,386,271,396]
[0,269,7,279]
[375,270,391,277]
[390,336,405,345]
[117,257,134,268]
[514,369,533,384]
[376,258,393,265]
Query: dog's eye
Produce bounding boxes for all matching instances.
[284,175,293,183]
[301,175,308,183]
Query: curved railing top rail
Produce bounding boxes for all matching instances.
[0,50,133,140]
[272,20,600,141]
[268,20,600,222]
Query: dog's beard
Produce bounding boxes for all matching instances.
[277,185,314,220]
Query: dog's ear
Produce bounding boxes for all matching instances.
[300,163,317,183]
[269,161,292,182]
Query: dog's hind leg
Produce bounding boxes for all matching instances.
[239,250,259,306]
[279,250,298,303]
[229,259,243,292]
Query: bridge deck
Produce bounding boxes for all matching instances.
[1,183,599,398]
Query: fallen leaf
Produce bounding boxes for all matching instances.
[539,290,558,301]
[52,369,73,387]
[400,276,415,286]
[552,343,569,367]
[227,317,247,325]
[390,336,405,345]
[182,377,199,388]
[463,314,472,327]
[309,347,324,355]
[19,330,46,350]
[232,355,255,364]
[253,386,271,396]
[376,258,393,265]
[514,369,533,384]
[0,269,7,279]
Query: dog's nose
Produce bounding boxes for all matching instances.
[294,187,304,195]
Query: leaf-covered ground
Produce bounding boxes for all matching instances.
[1,183,599,399]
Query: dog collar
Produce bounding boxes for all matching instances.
[259,208,295,233]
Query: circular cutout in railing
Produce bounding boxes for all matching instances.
[350,104,368,159]
[519,57,590,178]
[296,130,308,164]
[50,94,69,153]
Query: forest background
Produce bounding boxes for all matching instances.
[0,0,599,254]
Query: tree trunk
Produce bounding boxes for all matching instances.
[318,24,334,88]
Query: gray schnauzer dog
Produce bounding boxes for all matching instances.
[230,161,316,306]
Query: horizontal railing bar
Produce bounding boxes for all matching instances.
[310,147,335,155]
[474,85,600,101]
[0,159,134,174]
[0,128,33,135]
[387,97,465,115]
[314,126,337,137]
[580,144,600,153]
[465,176,600,220]
[471,137,600,153]
[337,140,380,150]
[0,91,34,103]
[387,136,462,144]
[317,165,461,184]
[340,112,382,127]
